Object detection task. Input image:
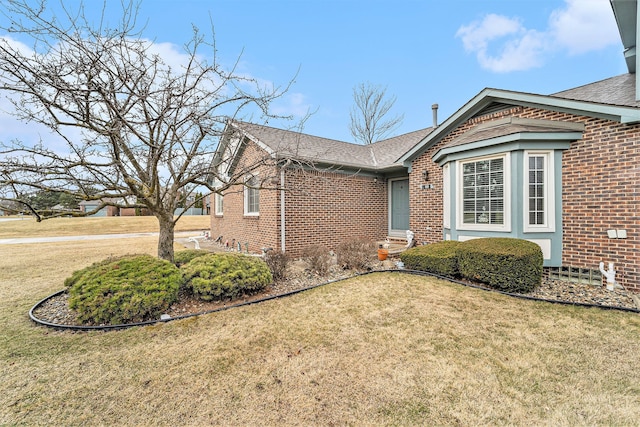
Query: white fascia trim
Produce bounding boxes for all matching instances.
[229,121,277,157]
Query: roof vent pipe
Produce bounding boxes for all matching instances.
[432,103,439,128]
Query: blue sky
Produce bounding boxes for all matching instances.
[0,0,626,144]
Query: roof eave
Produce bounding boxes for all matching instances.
[432,132,580,164]
[400,88,640,166]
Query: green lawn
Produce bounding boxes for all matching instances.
[1,230,639,425]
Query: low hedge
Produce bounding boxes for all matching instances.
[65,254,182,325]
[457,238,543,293]
[400,241,463,277]
[181,253,272,301]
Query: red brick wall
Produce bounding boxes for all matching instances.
[283,168,387,257]
[410,106,640,291]
[211,141,389,258]
[210,140,280,253]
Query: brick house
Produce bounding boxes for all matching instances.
[210,121,432,256]
[212,0,640,291]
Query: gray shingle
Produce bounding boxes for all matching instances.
[443,117,584,148]
[552,73,640,108]
[232,121,432,170]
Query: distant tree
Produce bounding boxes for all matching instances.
[349,82,404,145]
[0,0,296,261]
[27,190,78,211]
[194,192,204,209]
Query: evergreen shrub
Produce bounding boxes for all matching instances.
[400,241,463,277]
[457,238,543,293]
[181,253,272,301]
[173,249,211,267]
[65,254,182,325]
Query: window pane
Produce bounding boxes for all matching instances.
[246,176,260,214]
[527,155,546,226]
[478,173,489,186]
[463,200,475,211]
[463,188,475,199]
[476,187,489,199]
[461,157,504,225]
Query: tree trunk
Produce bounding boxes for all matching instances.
[157,215,175,262]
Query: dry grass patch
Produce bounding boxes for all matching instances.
[0,215,210,238]
[1,239,640,425]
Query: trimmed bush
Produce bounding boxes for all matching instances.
[65,254,182,325]
[336,239,376,270]
[300,245,331,275]
[400,241,463,277]
[181,253,272,301]
[457,238,543,293]
[264,249,289,281]
[173,249,211,267]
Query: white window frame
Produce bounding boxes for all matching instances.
[523,150,555,233]
[214,192,224,216]
[443,163,450,228]
[456,153,511,232]
[244,175,260,216]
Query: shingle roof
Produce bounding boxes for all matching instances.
[552,73,640,108]
[231,121,433,171]
[443,117,584,149]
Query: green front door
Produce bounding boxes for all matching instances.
[391,178,410,232]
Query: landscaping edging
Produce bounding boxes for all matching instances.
[29,270,639,332]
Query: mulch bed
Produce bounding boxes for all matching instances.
[32,261,639,329]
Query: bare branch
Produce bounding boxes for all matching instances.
[349,82,404,145]
[0,0,297,261]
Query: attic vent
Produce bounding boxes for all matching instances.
[470,102,514,119]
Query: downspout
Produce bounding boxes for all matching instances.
[280,168,286,252]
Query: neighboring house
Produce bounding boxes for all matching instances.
[212,0,639,292]
[79,198,151,217]
[78,199,119,217]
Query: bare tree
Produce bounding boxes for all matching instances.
[0,0,296,261]
[349,82,404,145]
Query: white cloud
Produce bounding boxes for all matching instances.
[457,0,619,73]
[457,14,547,72]
[549,0,620,54]
[457,14,524,52]
[272,92,314,119]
